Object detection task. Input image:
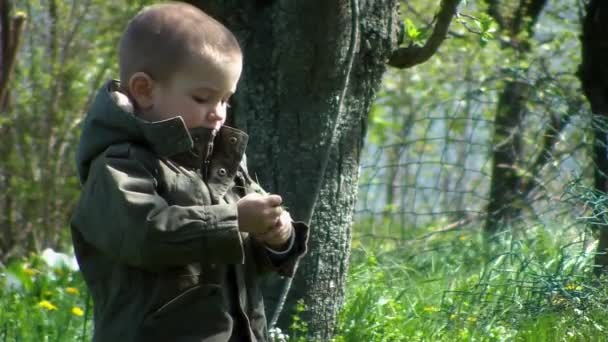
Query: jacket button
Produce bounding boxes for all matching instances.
[218,168,227,176]
[229,136,238,144]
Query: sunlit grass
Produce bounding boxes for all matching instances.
[0,251,91,341]
[2,222,608,341]
[332,221,608,342]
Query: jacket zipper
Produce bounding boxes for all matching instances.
[202,129,217,181]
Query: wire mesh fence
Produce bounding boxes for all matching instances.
[349,49,608,333]
[354,57,594,242]
[353,0,594,245]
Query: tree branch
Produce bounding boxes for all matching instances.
[403,2,467,40]
[486,0,506,29]
[387,0,461,69]
[0,11,25,109]
[519,112,572,197]
[524,0,549,32]
[512,0,548,37]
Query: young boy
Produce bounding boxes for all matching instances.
[70,3,308,341]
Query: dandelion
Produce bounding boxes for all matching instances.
[65,287,80,295]
[37,300,58,311]
[423,306,440,313]
[22,265,37,277]
[71,306,84,317]
[565,283,582,291]
[552,296,567,305]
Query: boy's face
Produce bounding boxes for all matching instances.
[145,54,242,130]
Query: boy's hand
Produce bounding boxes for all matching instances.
[254,211,294,250]
[237,193,283,235]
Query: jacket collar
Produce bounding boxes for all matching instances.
[169,125,249,172]
[77,80,250,184]
[104,80,194,157]
[102,80,249,169]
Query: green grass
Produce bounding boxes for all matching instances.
[2,223,608,341]
[0,253,91,341]
[332,222,608,341]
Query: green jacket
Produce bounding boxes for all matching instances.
[71,80,308,342]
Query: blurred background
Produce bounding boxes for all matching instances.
[2,0,607,340]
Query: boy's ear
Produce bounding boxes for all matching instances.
[128,72,155,109]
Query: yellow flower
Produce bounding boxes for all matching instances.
[37,300,58,311]
[65,287,79,295]
[450,314,457,320]
[423,306,440,313]
[23,267,37,277]
[71,306,84,317]
[552,296,567,305]
[565,283,582,291]
[467,316,477,323]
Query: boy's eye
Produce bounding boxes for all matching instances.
[192,96,207,104]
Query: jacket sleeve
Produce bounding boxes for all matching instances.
[71,145,244,272]
[250,221,309,277]
[238,156,309,277]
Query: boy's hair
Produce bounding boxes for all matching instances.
[119,2,241,85]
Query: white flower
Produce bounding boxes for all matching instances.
[41,248,79,271]
[268,327,289,342]
[3,272,22,291]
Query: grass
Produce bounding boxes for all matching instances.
[2,222,608,341]
[332,220,608,341]
[0,253,91,341]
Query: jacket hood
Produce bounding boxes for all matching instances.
[76,80,218,183]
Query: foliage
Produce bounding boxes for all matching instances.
[0,0,604,340]
[0,0,153,261]
[0,249,89,341]
[6,221,608,341]
[359,0,589,233]
[332,221,608,341]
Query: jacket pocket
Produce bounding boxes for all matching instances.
[139,284,229,341]
[147,283,220,320]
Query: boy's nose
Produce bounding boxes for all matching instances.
[204,101,226,125]
[207,110,223,122]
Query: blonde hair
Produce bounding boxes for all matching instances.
[118,2,241,85]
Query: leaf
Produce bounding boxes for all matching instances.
[404,19,421,42]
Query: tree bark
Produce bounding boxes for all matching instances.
[578,0,608,274]
[485,81,528,233]
[188,0,400,339]
[483,0,548,234]
[0,0,25,259]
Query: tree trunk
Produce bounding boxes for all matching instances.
[0,0,25,259]
[485,81,528,233]
[188,0,400,339]
[483,0,548,234]
[0,0,11,257]
[578,0,608,274]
